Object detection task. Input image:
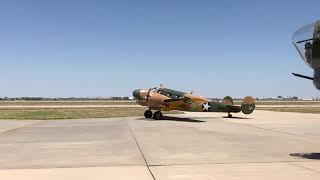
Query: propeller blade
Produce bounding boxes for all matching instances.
[146,88,151,102]
[292,73,314,80]
[296,38,315,44]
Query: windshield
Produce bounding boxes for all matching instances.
[292,20,320,69]
[292,22,315,67]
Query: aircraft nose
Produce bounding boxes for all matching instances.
[132,89,141,99]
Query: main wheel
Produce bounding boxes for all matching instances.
[227,113,232,118]
[144,110,153,119]
[153,111,163,120]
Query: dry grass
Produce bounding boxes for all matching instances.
[234,101,320,106]
[1,100,319,106]
[257,107,320,114]
[0,100,318,119]
[0,107,181,120]
[0,107,144,120]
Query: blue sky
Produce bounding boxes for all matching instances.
[0,0,319,98]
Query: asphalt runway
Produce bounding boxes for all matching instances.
[0,110,319,179]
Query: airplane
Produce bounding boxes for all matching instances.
[132,86,255,119]
[292,19,320,90]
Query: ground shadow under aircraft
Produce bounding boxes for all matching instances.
[290,153,320,160]
[223,116,252,120]
[136,116,206,123]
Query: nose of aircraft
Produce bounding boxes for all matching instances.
[132,89,141,99]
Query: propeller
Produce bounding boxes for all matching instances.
[296,37,319,44]
[146,87,158,103]
[292,73,314,80]
[146,88,151,102]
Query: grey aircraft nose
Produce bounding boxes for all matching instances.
[132,89,141,99]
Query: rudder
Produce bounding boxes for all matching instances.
[222,96,234,105]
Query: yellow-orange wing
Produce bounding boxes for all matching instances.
[183,93,208,104]
[160,98,190,111]
[160,93,208,111]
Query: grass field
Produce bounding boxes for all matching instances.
[0,100,319,119]
[234,101,320,106]
[0,100,319,106]
[256,107,320,114]
[0,106,182,120]
[0,107,145,120]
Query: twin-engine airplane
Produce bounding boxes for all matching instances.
[133,87,255,119]
[292,19,320,90]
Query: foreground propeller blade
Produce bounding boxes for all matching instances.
[292,73,314,80]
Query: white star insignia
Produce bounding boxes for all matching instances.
[202,102,211,112]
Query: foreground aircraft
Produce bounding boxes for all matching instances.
[133,87,255,119]
[292,19,320,90]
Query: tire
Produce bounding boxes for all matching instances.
[144,110,153,119]
[228,114,232,118]
[153,111,163,120]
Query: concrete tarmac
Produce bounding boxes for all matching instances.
[0,110,319,179]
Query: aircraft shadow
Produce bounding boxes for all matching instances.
[222,116,252,120]
[136,116,206,123]
[161,116,206,123]
[290,153,320,160]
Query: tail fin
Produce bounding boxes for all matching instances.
[241,96,255,114]
[222,96,234,105]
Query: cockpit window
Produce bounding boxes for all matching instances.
[159,88,184,99]
[292,22,316,67]
[292,20,320,69]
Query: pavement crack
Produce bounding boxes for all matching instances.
[128,125,156,180]
[289,162,320,174]
[0,120,45,135]
[147,160,318,167]
[233,123,319,143]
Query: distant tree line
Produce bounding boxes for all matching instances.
[0,96,319,101]
[208,96,320,101]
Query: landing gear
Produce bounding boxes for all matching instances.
[144,110,153,119]
[153,111,163,120]
[227,113,233,118]
[144,109,163,120]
